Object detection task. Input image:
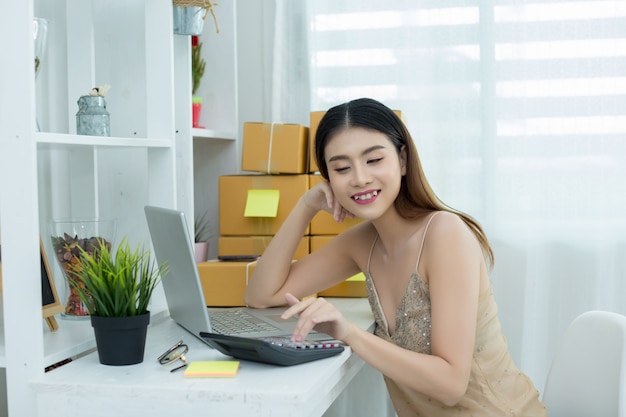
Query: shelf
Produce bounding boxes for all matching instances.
[0,0,239,413]
[192,128,237,141]
[0,315,95,369]
[36,132,172,149]
[0,309,171,369]
[41,319,96,368]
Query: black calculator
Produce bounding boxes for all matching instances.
[199,332,345,366]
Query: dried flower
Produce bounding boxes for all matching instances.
[51,233,113,316]
[88,84,111,97]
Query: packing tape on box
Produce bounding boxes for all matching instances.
[266,123,275,173]
[261,122,284,173]
[245,259,259,286]
[249,217,271,236]
[253,237,270,255]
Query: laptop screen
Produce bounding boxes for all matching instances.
[144,206,213,340]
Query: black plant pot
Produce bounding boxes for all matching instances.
[91,312,150,366]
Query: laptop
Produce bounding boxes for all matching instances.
[144,205,332,344]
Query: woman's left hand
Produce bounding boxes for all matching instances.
[282,293,352,342]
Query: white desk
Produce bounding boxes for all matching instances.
[32,298,395,417]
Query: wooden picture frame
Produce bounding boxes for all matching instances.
[40,240,64,331]
[0,242,64,331]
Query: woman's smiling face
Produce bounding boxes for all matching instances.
[324,127,406,220]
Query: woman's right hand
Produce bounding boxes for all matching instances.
[283,293,354,342]
[302,180,355,223]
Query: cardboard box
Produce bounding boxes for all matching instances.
[219,175,310,236]
[309,175,363,235]
[310,235,367,298]
[318,275,368,298]
[218,236,309,259]
[197,260,258,307]
[308,111,326,173]
[242,122,309,174]
[197,259,316,307]
[309,110,406,173]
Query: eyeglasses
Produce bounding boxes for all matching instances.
[158,340,189,372]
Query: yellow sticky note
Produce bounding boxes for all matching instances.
[184,361,240,378]
[347,272,366,282]
[244,189,280,218]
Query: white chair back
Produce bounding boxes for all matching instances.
[542,310,626,417]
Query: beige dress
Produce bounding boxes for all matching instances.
[365,214,548,417]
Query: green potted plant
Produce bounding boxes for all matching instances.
[192,35,206,128]
[194,209,211,263]
[69,237,168,365]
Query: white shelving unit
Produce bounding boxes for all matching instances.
[0,0,239,415]
[192,128,237,141]
[189,1,239,260]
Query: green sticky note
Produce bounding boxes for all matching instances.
[244,189,280,217]
[183,361,240,378]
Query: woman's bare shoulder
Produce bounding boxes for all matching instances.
[430,210,471,230]
[426,211,482,253]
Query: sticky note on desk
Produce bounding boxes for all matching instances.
[184,361,240,378]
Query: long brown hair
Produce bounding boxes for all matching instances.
[315,98,494,267]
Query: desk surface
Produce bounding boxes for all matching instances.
[33,298,377,417]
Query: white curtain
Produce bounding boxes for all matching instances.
[280,0,626,394]
[262,1,311,125]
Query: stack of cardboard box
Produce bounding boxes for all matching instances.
[198,110,403,306]
[197,122,310,306]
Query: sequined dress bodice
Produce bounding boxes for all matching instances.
[366,270,433,353]
[364,213,547,417]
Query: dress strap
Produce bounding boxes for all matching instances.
[415,211,442,271]
[367,233,379,273]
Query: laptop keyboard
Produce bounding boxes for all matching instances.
[208,309,281,335]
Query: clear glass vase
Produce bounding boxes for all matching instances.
[33,17,48,131]
[49,219,116,320]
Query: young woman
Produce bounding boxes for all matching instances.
[244,98,547,416]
